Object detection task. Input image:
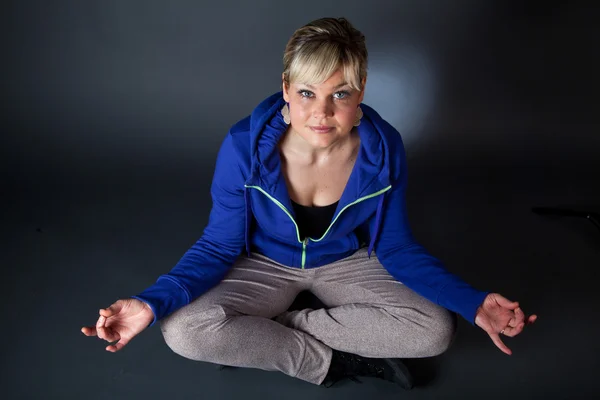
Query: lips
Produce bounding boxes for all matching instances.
[310,126,334,133]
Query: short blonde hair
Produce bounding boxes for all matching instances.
[282,17,368,91]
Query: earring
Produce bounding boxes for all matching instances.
[353,106,363,127]
[281,103,290,125]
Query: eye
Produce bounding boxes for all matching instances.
[333,91,350,99]
[298,90,313,98]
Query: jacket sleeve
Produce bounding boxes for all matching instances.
[373,146,489,325]
[131,133,246,326]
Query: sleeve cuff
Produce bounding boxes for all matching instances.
[130,276,189,326]
[437,284,490,325]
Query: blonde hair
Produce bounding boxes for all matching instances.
[282,17,368,91]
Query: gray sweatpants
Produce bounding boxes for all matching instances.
[159,248,457,385]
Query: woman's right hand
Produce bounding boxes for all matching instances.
[81,298,154,352]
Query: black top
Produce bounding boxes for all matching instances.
[291,199,339,240]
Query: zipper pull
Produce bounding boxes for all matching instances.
[301,237,309,269]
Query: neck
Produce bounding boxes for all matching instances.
[280,127,357,165]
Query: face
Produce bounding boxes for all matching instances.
[282,68,366,149]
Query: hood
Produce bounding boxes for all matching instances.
[245,91,398,199]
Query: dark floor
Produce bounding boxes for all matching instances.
[2,163,600,399]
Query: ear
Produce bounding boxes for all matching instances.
[282,73,290,102]
[358,76,367,103]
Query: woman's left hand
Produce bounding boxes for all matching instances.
[474,293,537,355]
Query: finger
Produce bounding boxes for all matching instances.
[101,327,120,343]
[101,330,121,345]
[513,307,526,325]
[106,336,130,353]
[494,294,519,310]
[81,326,97,336]
[527,315,538,324]
[490,333,512,355]
[99,303,120,318]
[96,315,107,340]
[501,323,524,337]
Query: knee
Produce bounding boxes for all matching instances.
[159,305,229,360]
[159,312,187,355]
[420,308,457,357]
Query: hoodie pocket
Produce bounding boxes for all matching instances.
[350,231,360,249]
[314,232,360,265]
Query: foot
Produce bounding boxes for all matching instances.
[322,350,414,389]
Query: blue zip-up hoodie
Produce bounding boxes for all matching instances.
[133,92,489,327]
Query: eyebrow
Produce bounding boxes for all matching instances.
[303,82,350,90]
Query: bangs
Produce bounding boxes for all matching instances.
[288,42,363,91]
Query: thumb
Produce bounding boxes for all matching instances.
[99,302,121,317]
[494,294,518,309]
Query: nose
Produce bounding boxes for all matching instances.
[312,98,333,120]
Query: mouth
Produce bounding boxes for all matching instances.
[310,126,334,133]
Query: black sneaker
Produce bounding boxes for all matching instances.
[322,350,414,389]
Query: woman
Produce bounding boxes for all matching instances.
[81,17,537,388]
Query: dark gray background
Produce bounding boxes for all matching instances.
[1,0,599,399]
